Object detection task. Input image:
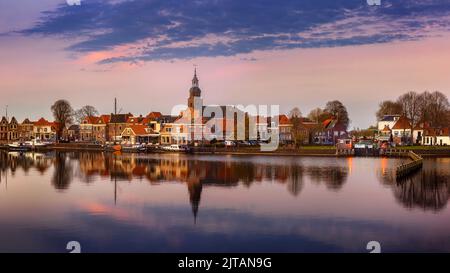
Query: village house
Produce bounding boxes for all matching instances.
[121,124,159,145]
[268,115,292,144]
[436,128,450,146]
[8,117,19,141]
[314,118,347,145]
[391,115,411,145]
[93,115,110,143]
[0,116,20,143]
[108,113,132,142]
[377,115,401,131]
[80,116,98,141]
[423,128,450,146]
[18,118,34,141]
[378,125,392,142]
[33,117,57,141]
[0,117,8,142]
[297,118,319,145]
[67,124,80,141]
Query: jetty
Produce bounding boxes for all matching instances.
[384,149,423,178]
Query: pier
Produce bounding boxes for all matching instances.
[384,149,424,178]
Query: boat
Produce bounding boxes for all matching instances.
[113,144,122,152]
[7,142,31,152]
[121,144,146,153]
[24,140,48,149]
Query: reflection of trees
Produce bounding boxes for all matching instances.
[393,168,450,211]
[379,158,450,212]
[306,166,349,191]
[51,152,73,191]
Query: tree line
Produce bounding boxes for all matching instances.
[51,100,99,142]
[376,91,450,128]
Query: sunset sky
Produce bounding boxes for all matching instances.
[1,0,450,128]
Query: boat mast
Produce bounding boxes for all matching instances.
[114,98,117,144]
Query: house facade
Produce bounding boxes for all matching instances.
[67,124,80,141]
[314,118,347,145]
[33,118,56,140]
[18,119,34,141]
[108,114,132,142]
[391,116,411,145]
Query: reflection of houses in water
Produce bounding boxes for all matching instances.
[0,151,53,177]
[378,158,450,211]
[1,151,352,221]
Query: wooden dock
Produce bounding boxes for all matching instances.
[384,150,423,178]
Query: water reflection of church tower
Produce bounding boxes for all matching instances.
[187,180,203,224]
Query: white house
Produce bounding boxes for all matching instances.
[378,115,401,131]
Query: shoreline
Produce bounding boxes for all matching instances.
[1,143,449,157]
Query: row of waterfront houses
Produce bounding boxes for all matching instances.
[0,112,347,146]
[1,70,350,146]
[376,115,450,146]
[0,116,60,143]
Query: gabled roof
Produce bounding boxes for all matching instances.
[278,114,291,125]
[0,117,7,124]
[146,112,162,120]
[83,116,99,124]
[392,116,411,130]
[34,117,53,126]
[22,118,33,125]
[381,125,392,132]
[123,125,152,136]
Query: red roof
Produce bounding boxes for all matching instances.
[322,118,334,128]
[83,116,99,124]
[128,125,150,136]
[34,118,53,126]
[278,114,291,125]
[99,115,110,124]
[147,112,162,120]
[392,116,411,130]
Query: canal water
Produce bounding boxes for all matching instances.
[0,151,449,253]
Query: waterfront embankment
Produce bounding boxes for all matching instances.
[1,143,449,157]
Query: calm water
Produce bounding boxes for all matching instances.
[0,151,449,253]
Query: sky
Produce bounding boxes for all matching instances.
[1,0,450,129]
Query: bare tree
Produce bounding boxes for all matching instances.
[397,91,420,143]
[289,107,304,148]
[289,107,302,119]
[75,105,99,124]
[427,91,450,127]
[307,108,323,123]
[376,100,403,121]
[51,100,73,142]
[75,105,99,141]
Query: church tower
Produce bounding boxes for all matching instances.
[188,68,202,109]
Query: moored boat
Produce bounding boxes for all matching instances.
[7,142,31,151]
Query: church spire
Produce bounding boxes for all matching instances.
[192,67,199,87]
